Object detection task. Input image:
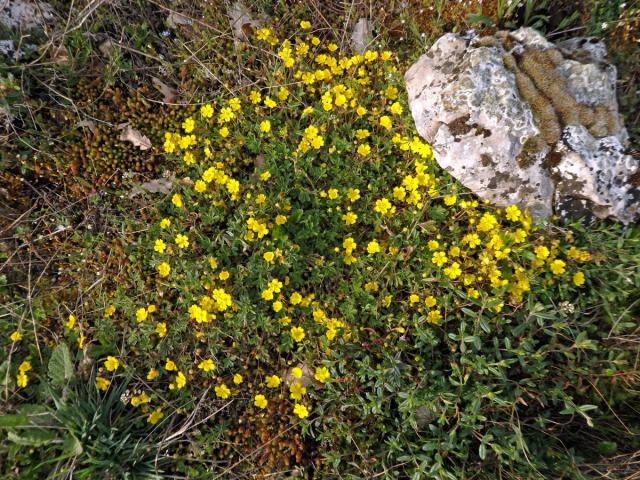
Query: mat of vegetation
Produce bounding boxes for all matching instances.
[1,2,639,479]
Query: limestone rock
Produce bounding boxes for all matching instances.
[405,27,640,224]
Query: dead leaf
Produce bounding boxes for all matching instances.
[128,177,174,199]
[50,44,69,65]
[179,176,194,187]
[282,364,314,387]
[118,123,152,150]
[351,18,373,54]
[99,38,115,57]
[152,77,178,103]
[228,1,264,42]
[77,119,97,134]
[166,11,191,28]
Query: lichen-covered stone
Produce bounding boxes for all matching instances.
[405,27,640,224]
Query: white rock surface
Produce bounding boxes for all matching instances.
[405,28,640,223]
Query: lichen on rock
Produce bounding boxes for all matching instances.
[405,27,639,224]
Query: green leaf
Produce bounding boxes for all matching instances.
[0,413,29,428]
[63,434,83,456]
[48,342,75,386]
[7,429,57,446]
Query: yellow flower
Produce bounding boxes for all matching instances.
[157,262,171,278]
[357,143,371,156]
[171,194,183,208]
[155,322,167,337]
[300,20,311,29]
[374,198,393,216]
[229,97,241,111]
[16,372,28,388]
[393,186,407,201]
[367,240,381,255]
[514,229,527,243]
[266,375,281,388]
[444,262,462,279]
[104,356,119,372]
[314,366,330,383]
[154,239,166,253]
[173,371,186,389]
[233,373,243,385]
[18,361,31,373]
[292,367,302,378]
[263,251,275,263]
[182,117,195,133]
[477,212,498,232]
[66,314,76,329]
[194,180,206,193]
[104,304,116,317]
[347,188,361,202]
[389,102,403,115]
[463,233,481,249]
[264,96,277,108]
[289,381,306,400]
[262,288,274,301]
[290,292,302,305]
[343,237,357,253]
[550,259,566,275]
[96,376,110,391]
[197,359,215,372]
[535,245,550,260]
[165,359,177,371]
[147,368,160,381]
[342,212,358,225]
[219,126,230,137]
[136,307,148,323]
[427,309,442,324]
[200,104,214,118]
[254,394,268,409]
[160,218,171,229]
[272,300,283,312]
[293,403,310,419]
[10,331,22,342]
[183,152,195,165]
[175,234,189,249]
[276,214,287,225]
[328,188,339,200]
[215,383,231,399]
[379,115,392,130]
[249,90,261,104]
[409,294,420,304]
[219,270,230,280]
[573,271,585,286]
[291,326,306,342]
[424,296,437,308]
[505,204,521,221]
[147,408,164,425]
[260,120,271,133]
[432,251,448,267]
[260,171,271,181]
[444,195,457,206]
[278,87,289,100]
[131,392,150,407]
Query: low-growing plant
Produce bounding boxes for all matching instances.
[2,7,639,480]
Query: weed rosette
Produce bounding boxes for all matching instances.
[5,20,638,479]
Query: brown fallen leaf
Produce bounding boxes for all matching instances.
[77,119,97,134]
[128,177,174,199]
[166,11,191,28]
[152,77,178,103]
[117,123,152,150]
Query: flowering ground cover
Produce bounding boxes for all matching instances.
[1,2,639,479]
